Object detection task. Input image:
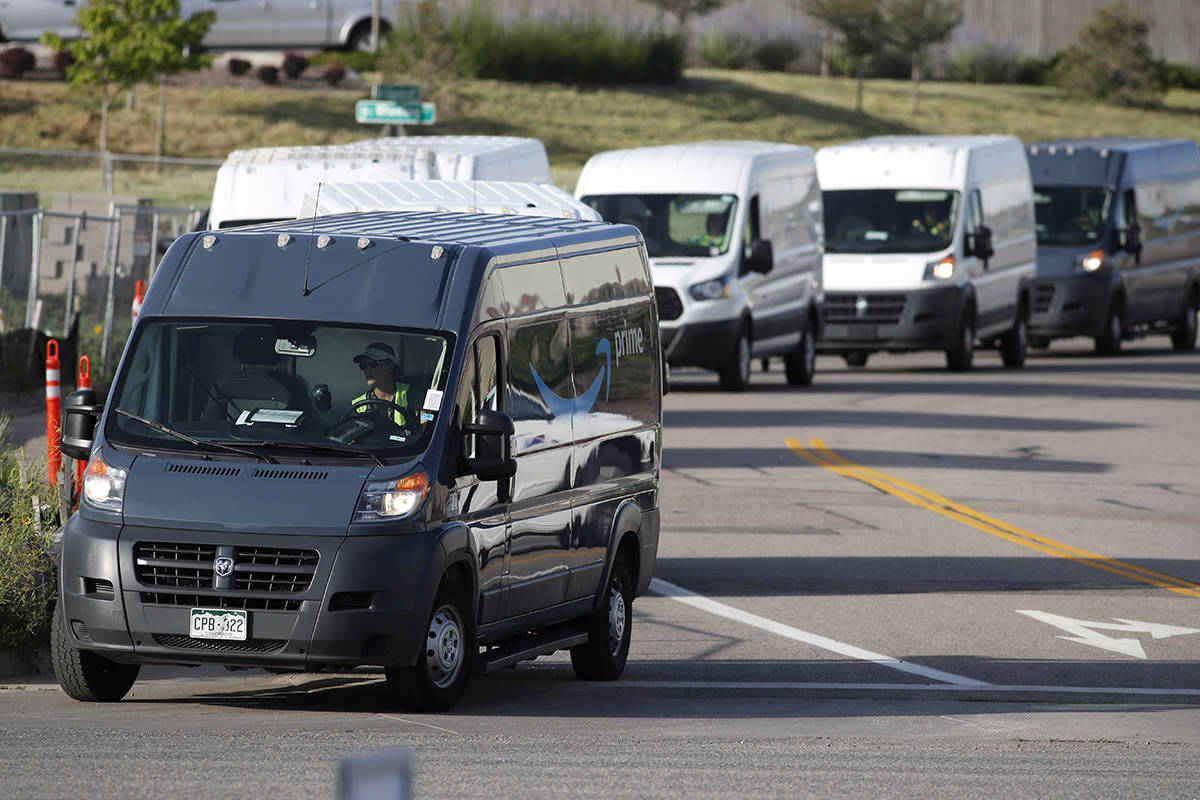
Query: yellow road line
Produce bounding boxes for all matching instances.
[785,437,1200,599]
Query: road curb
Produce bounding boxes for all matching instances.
[0,647,51,680]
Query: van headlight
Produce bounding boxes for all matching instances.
[1077,249,1105,273]
[924,256,955,281]
[82,452,127,512]
[354,471,429,522]
[689,274,731,301]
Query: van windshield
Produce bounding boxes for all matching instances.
[823,189,959,254]
[1033,186,1112,246]
[104,319,452,463]
[581,194,738,257]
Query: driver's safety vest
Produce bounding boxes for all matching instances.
[352,384,409,426]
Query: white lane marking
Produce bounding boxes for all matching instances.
[377,714,459,735]
[1016,610,1200,659]
[650,578,990,687]
[616,680,1200,697]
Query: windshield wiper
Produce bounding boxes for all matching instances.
[211,439,386,467]
[114,408,277,463]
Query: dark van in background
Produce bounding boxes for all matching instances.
[53,211,662,711]
[1026,138,1200,355]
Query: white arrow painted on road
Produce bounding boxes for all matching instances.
[1016,609,1200,659]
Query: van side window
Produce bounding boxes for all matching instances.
[459,334,500,460]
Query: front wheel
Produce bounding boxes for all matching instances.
[1170,293,1197,352]
[946,311,975,372]
[718,324,752,391]
[52,602,139,702]
[783,322,816,387]
[386,578,474,712]
[1095,299,1124,356]
[999,312,1028,368]
[571,552,633,681]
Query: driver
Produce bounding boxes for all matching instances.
[351,342,409,428]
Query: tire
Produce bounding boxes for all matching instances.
[51,602,139,702]
[945,309,975,372]
[346,21,387,52]
[1095,298,1124,356]
[783,322,816,387]
[999,311,1028,368]
[718,323,752,391]
[1170,292,1198,352]
[843,352,868,368]
[571,551,633,681]
[386,578,474,712]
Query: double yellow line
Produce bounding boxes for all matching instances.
[786,437,1200,599]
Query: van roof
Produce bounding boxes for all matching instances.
[816,135,1026,190]
[576,140,813,196]
[300,180,601,221]
[154,211,639,331]
[1026,138,1200,186]
[221,136,548,166]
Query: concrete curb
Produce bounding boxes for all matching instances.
[0,647,51,680]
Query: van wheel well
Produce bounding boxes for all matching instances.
[346,19,388,52]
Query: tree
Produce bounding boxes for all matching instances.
[1052,3,1166,108]
[640,0,726,35]
[799,0,887,113]
[43,0,213,163]
[887,0,963,113]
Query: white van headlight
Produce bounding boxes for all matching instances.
[689,274,730,301]
[82,452,127,512]
[354,471,429,522]
[924,256,955,281]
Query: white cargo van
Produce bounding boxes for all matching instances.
[300,179,601,221]
[576,141,824,390]
[208,136,553,229]
[816,135,1036,370]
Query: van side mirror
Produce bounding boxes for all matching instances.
[61,389,103,462]
[966,226,994,260]
[743,239,774,275]
[1117,224,1142,254]
[462,409,516,483]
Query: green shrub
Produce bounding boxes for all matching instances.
[756,37,802,72]
[1014,53,1056,86]
[831,43,910,80]
[310,49,378,72]
[948,45,1020,83]
[1163,61,1200,91]
[699,30,756,70]
[0,418,57,655]
[1051,3,1165,108]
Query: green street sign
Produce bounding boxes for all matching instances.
[375,84,420,104]
[355,100,437,125]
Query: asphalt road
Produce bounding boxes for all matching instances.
[3,337,1200,798]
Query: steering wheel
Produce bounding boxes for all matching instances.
[341,397,411,431]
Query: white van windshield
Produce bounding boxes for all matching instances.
[824,189,959,254]
[581,194,738,257]
[105,319,451,463]
[1033,186,1112,246]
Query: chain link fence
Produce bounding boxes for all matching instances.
[0,152,214,389]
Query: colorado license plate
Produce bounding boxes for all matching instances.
[189,608,248,641]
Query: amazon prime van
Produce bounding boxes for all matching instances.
[816,136,1036,370]
[1025,138,1200,354]
[208,136,553,229]
[53,211,662,712]
[575,141,824,390]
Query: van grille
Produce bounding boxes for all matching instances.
[1033,283,1057,313]
[139,592,302,612]
[251,467,329,481]
[153,634,287,654]
[655,287,683,321]
[135,542,319,608]
[825,293,908,325]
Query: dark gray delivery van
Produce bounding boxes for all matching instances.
[1026,138,1200,354]
[53,211,662,711]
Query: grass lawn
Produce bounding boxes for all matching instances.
[2,68,1199,206]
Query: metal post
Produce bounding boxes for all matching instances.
[100,205,121,372]
[25,208,43,329]
[64,213,83,337]
[149,210,161,279]
[0,213,8,300]
[104,152,115,196]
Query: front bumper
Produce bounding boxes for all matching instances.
[1028,274,1112,339]
[817,285,966,353]
[661,317,743,369]
[58,513,440,669]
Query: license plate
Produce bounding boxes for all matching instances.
[189,608,248,641]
